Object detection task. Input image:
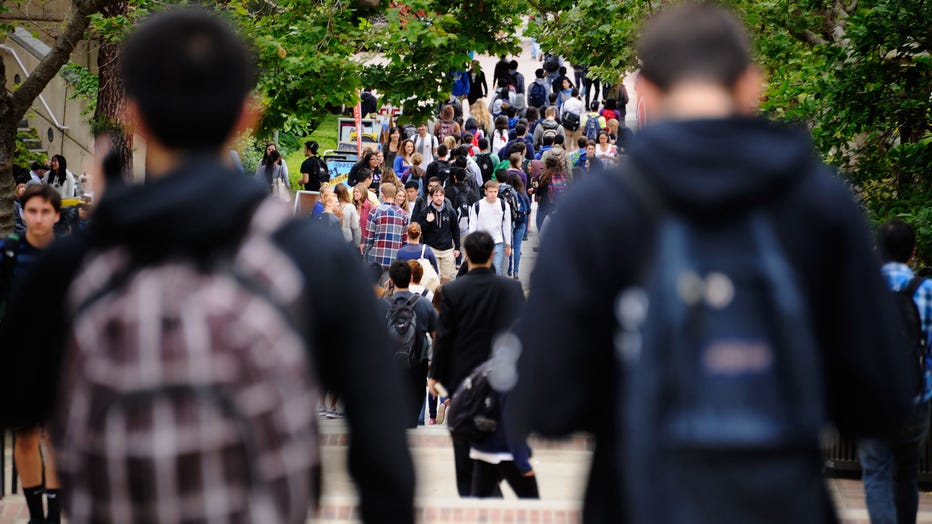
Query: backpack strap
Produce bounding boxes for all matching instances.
[420,244,427,259]
[904,276,925,298]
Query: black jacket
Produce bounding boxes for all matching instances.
[429,267,525,394]
[0,157,416,524]
[414,200,460,251]
[508,117,914,523]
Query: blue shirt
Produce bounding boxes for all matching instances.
[882,262,932,403]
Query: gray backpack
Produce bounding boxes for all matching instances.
[54,199,320,524]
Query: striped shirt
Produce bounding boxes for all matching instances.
[363,202,408,269]
[882,262,932,403]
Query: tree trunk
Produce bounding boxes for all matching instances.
[93,1,133,180]
[0,59,16,236]
[0,0,114,234]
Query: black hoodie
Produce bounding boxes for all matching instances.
[0,158,416,524]
[509,117,913,523]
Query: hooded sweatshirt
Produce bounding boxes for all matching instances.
[509,116,914,524]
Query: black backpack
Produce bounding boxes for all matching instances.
[543,54,560,73]
[386,294,423,368]
[528,82,546,109]
[476,153,496,184]
[447,360,499,441]
[562,111,580,132]
[498,186,522,225]
[894,277,927,396]
[454,188,474,236]
[618,169,825,523]
[436,161,454,187]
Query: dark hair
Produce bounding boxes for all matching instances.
[30,161,47,172]
[429,185,445,196]
[494,115,509,130]
[542,134,555,147]
[548,93,558,103]
[49,154,68,186]
[404,180,419,190]
[452,167,468,183]
[464,231,494,265]
[358,167,373,182]
[305,140,319,154]
[590,101,600,111]
[578,136,589,148]
[509,60,519,70]
[571,88,579,97]
[515,123,527,136]
[265,149,281,177]
[21,183,62,213]
[535,68,545,79]
[525,107,539,121]
[367,262,384,285]
[553,134,565,145]
[388,260,413,288]
[436,144,448,158]
[877,219,916,263]
[637,2,753,91]
[510,141,526,155]
[121,8,257,150]
[478,137,489,150]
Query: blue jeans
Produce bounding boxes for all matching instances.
[859,400,931,524]
[492,242,505,276]
[510,220,528,276]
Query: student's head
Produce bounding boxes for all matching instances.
[427,177,442,192]
[636,2,759,117]
[484,180,499,201]
[561,78,572,90]
[544,107,557,120]
[542,134,555,147]
[394,184,407,206]
[452,167,467,184]
[436,144,449,159]
[401,139,416,157]
[358,167,373,186]
[505,106,517,118]
[590,101,600,112]
[510,142,526,157]
[598,131,610,144]
[509,60,519,71]
[407,221,423,242]
[494,115,509,130]
[418,122,429,134]
[21,184,61,237]
[478,137,490,151]
[877,219,916,263]
[553,134,565,146]
[305,140,319,155]
[509,152,523,168]
[535,68,545,79]
[429,185,445,206]
[548,93,559,105]
[411,152,424,167]
[30,161,48,175]
[407,260,424,285]
[577,136,588,149]
[571,88,579,97]
[586,140,597,156]
[121,8,257,151]
[404,180,420,201]
[379,183,397,202]
[525,107,539,122]
[515,123,527,137]
[334,182,352,204]
[463,231,494,265]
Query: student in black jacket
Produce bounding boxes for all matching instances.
[0,9,415,524]
[428,231,525,497]
[507,4,913,524]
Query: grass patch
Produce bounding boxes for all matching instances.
[285,113,342,186]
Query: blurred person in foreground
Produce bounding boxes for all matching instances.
[0,8,414,524]
[507,3,913,523]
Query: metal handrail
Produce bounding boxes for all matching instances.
[0,43,69,130]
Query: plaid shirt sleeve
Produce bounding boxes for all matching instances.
[367,205,408,268]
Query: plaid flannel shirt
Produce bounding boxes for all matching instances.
[363,202,408,269]
[882,262,932,403]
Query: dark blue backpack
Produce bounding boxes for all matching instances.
[616,171,825,523]
[528,82,546,109]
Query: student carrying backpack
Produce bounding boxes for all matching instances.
[387,293,425,368]
[498,185,523,226]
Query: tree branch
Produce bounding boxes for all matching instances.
[11,0,114,121]
[790,28,829,47]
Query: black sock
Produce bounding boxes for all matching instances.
[46,488,61,523]
[23,484,45,522]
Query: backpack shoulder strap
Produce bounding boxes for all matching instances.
[904,276,925,298]
[420,244,427,259]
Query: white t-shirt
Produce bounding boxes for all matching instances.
[415,134,438,169]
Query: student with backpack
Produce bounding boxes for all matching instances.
[859,219,932,524]
[381,261,438,428]
[496,170,531,280]
[474,138,500,185]
[0,185,64,524]
[508,4,914,523]
[428,231,525,497]
[0,9,417,523]
[528,69,550,110]
[468,180,513,276]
